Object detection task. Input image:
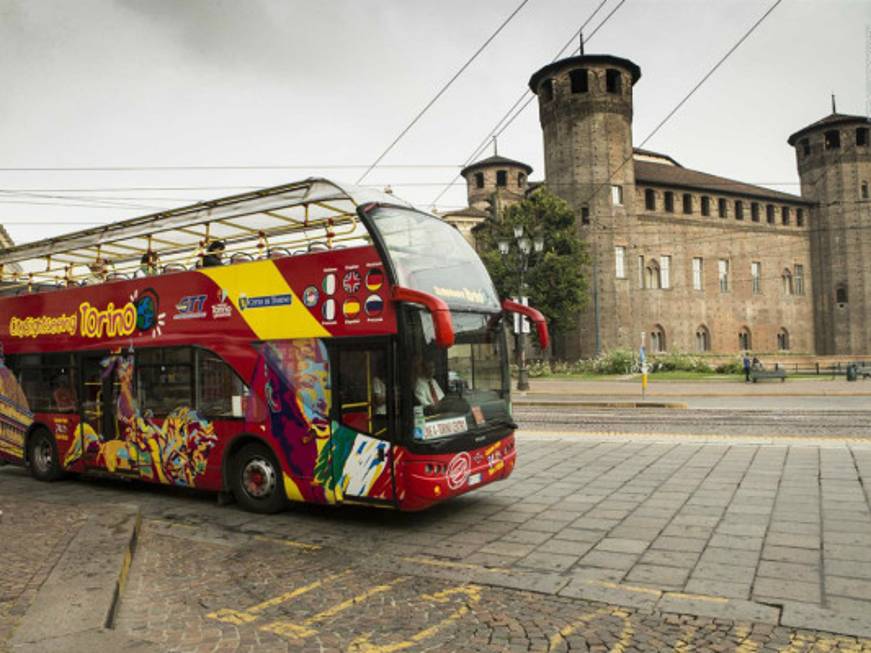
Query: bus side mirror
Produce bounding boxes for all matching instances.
[392,286,455,348]
[501,299,549,350]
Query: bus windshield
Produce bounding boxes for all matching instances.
[367,206,501,311]
[406,308,510,442]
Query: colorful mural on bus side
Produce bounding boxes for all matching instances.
[0,345,33,461]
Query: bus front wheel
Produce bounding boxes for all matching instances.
[230,443,287,514]
[28,428,64,482]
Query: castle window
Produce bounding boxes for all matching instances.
[664,191,674,213]
[751,202,760,222]
[637,256,645,288]
[660,255,671,289]
[540,79,554,102]
[646,260,661,289]
[682,193,692,215]
[611,185,623,206]
[606,69,622,94]
[570,69,589,94]
[836,285,848,304]
[645,189,656,211]
[738,327,751,351]
[718,259,729,293]
[796,208,804,226]
[581,205,590,225]
[862,181,869,199]
[781,206,790,225]
[752,261,761,295]
[735,200,744,221]
[794,264,804,295]
[718,198,727,218]
[824,129,840,150]
[615,246,626,278]
[696,325,711,352]
[692,257,703,291]
[474,172,484,189]
[857,127,868,146]
[766,204,775,224]
[782,268,793,295]
[496,170,507,187]
[777,328,790,351]
[650,325,666,353]
[701,196,711,216]
[800,138,810,157]
[517,173,526,187]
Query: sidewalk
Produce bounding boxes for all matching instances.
[519,377,871,398]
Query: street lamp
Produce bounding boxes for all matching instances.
[498,224,545,391]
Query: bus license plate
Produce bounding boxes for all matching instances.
[468,473,482,486]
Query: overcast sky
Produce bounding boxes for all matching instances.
[1,0,868,245]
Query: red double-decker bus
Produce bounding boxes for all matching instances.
[0,179,547,512]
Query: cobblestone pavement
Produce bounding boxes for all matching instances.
[0,497,88,649]
[514,408,871,439]
[3,429,871,649]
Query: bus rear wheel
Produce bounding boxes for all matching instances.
[230,443,286,514]
[28,428,64,482]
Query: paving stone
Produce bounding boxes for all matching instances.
[657,594,779,625]
[501,529,553,546]
[768,521,820,535]
[826,559,871,580]
[707,534,764,551]
[824,543,871,562]
[760,545,820,565]
[764,532,820,550]
[780,602,871,639]
[579,550,639,572]
[479,541,538,558]
[534,538,594,557]
[683,578,752,600]
[593,538,650,555]
[757,560,820,584]
[625,564,690,587]
[553,528,607,543]
[698,547,760,568]
[515,551,580,572]
[651,536,707,553]
[691,562,756,583]
[639,549,699,569]
[826,576,871,601]
[753,577,822,604]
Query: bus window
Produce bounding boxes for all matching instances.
[6,353,77,413]
[137,348,193,416]
[196,349,246,418]
[334,347,388,438]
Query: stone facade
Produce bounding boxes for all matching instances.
[447,52,869,359]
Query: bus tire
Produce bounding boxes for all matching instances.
[28,428,64,482]
[229,443,286,514]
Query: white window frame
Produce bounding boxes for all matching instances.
[611,185,623,206]
[692,257,703,291]
[659,255,671,289]
[615,246,626,278]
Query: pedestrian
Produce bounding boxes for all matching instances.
[743,353,751,383]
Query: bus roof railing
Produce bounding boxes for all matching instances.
[0,178,409,294]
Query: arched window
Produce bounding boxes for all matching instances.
[650,325,666,353]
[738,327,751,351]
[777,328,790,351]
[695,325,711,352]
[646,260,661,290]
[518,173,526,188]
[782,269,793,295]
[645,188,656,211]
[824,130,840,149]
[836,285,848,304]
[474,172,484,189]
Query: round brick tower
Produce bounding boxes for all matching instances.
[529,54,641,359]
[788,113,871,355]
[460,154,533,214]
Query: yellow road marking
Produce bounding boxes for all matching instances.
[734,624,760,653]
[261,577,409,639]
[672,625,697,653]
[254,534,322,551]
[347,585,482,653]
[595,580,662,596]
[207,570,351,625]
[548,607,635,653]
[663,591,729,604]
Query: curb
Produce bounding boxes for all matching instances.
[514,400,688,409]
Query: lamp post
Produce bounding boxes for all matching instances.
[498,225,544,391]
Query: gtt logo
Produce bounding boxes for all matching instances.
[176,294,207,315]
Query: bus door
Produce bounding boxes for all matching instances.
[330,341,395,503]
[78,352,116,469]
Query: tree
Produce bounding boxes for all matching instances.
[476,186,588,351]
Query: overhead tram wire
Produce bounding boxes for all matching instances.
[354,0,531,185]
[429,0,626,208]
[0,163,462,172]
